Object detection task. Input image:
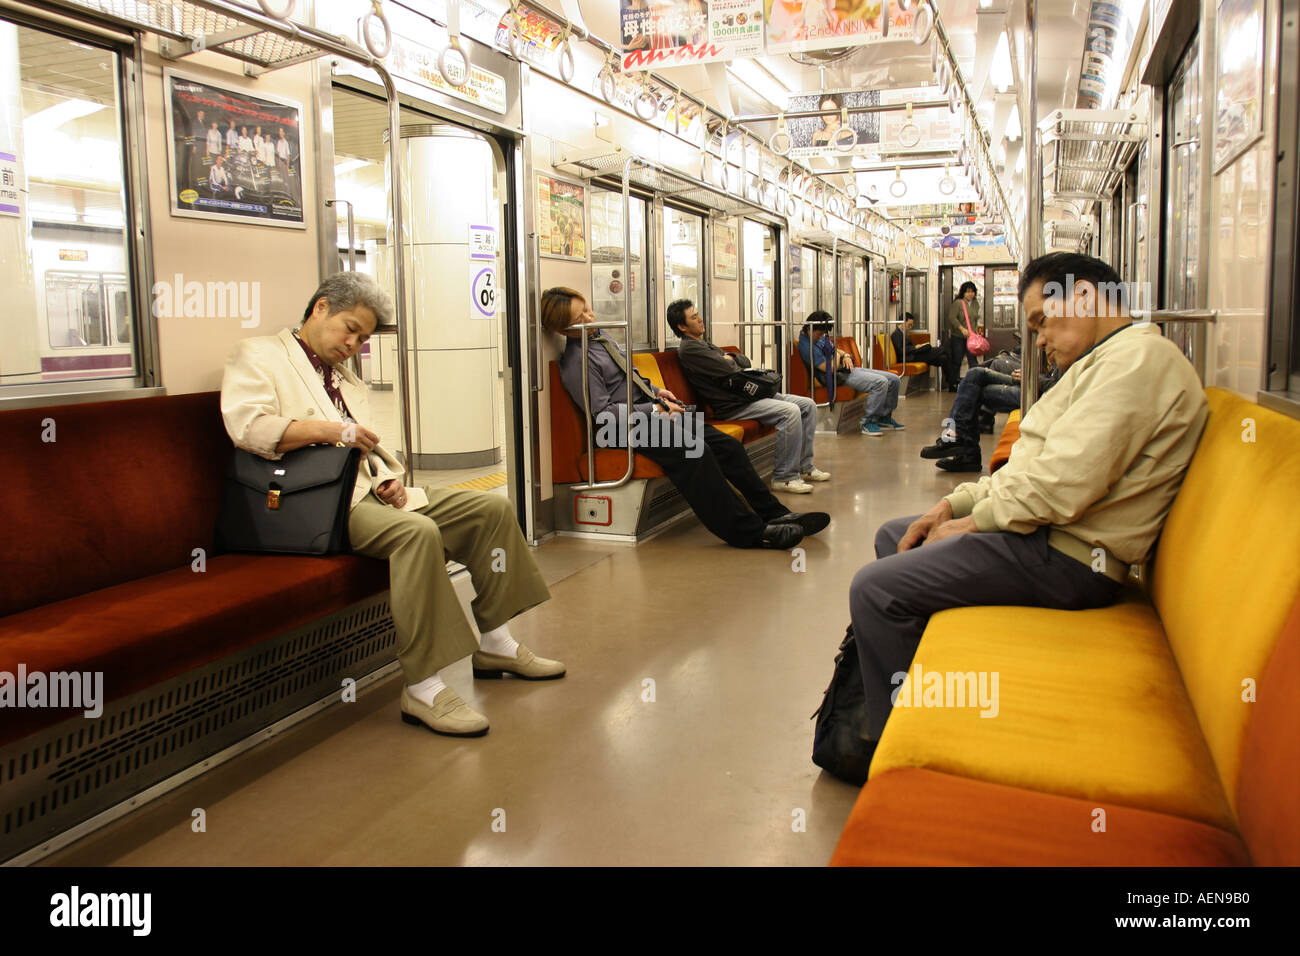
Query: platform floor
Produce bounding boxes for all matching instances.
[46,391,1005,867]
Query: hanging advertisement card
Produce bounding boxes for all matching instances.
[620,0,765,70]
[163,70,305,227]
[537,175,587,260]
[785,89,880,159]
[1212,0,1265,172]
[765,1,918,55]
[494,3,563,68]
[713,219,738,279]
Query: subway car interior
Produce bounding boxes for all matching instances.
[1,0,1297,876]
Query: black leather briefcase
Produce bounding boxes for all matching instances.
[214,445,360,556]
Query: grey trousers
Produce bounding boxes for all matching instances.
[729,392,818,481]
[848,515,1121,741]
[348,488,551,683]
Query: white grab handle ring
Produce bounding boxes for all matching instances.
[948,81,961,114]
[635,81,659,120]
[438,1,469,85]
[362,2,391,59]
[938,58,950,95]
[257,0,295,19]
[832,109,857,152]
[438,41,469,87]
[598,65,617,102]
[889,166,907,198]
[768,113,792,155]
[912,4,933,46]
[559,37,575,83]
[898,101,920,148]
[938,162,957,195]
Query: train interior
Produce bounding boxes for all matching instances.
[1,0,1297,869]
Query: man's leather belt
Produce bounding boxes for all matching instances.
[1047,529,1130,583]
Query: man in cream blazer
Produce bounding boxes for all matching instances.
[220,272,563,739]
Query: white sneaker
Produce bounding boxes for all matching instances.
[772,477,814,494]
[802,468,831,482]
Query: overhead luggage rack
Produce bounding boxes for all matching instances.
[41,0,328,74]
[1038,108,1147,204]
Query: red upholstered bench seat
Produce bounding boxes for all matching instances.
[0,390,391,747]
[0,554,387,746]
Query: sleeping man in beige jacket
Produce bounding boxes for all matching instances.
[834,252,1208,783]
[220,272,563,740]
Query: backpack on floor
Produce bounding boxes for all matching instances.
[811,626,877,785]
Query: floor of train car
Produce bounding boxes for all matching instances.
[46,386,1004,867]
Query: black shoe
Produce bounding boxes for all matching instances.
[936,454,982,473]
[759,521,804,549]
[920,436,964,459]
[775,511,830,536]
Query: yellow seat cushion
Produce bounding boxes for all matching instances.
[630,353,667,391]
[711,422,743,441]
[869,595,1235,832]
[1149,389,1300,811]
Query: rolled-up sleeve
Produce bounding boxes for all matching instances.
[220,340,292,459]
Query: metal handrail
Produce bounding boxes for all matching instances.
[325,198,356,272]
[1135,309,1218,322]
[576,156,650,490]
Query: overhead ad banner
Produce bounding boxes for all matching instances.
[765,0,921,55]
[785,89,880,159]
[620,0,765,70]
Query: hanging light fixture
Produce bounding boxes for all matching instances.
[990,31,1014,94]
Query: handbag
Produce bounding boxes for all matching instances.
[214,444,361,555]
[724,367,781,400]
[811,626,877,785]
[962,301,991,357]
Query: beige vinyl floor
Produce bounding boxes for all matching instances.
[45,389,1004,867]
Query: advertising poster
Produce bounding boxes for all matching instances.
[786,89,880,159]
[620,0,765,70]
[537,175,587,260]
[164,71,304,228]
[765,1,919,55]
[1212,0,1265,171]
[713,219,738,279]
[385,31,508,115]
[494,2,563,68]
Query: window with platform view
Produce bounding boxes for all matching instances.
[0,19,137,392]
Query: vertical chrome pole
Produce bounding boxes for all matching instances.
[1021,0,1041,413]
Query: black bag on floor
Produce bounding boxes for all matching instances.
[811,626,877,785]
[214,445,360,556]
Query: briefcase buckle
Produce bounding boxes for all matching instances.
[267,488,281,510]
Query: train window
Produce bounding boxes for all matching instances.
[799,247,817,319]
[2,18,137,391]
[818,252,836,312]
[741,219,777,367]
[663,207,702,343]
[1164,40,1200,313]
[589,190,650,348]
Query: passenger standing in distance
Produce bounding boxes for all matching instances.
[220,273,563,740]
[840,253,1208,779]
[670,298,830,494]
[797,313,904,436]
[545,287,829,549]
[944,281,982,390]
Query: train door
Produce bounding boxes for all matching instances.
[987,267,1020,354]
[329,87,521,520]
[663,206,704,346]
[1160,37,1204,367]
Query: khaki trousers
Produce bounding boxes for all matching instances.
[348,488,551,683]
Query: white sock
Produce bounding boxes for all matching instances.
[478,623,519,658]
[406,672,448,706]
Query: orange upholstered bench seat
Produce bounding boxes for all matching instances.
[874,333,928,377]
[550,350,774,485]
[831,768,1250,866]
